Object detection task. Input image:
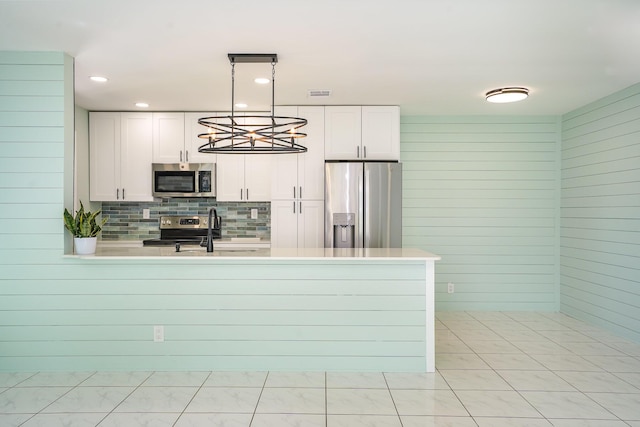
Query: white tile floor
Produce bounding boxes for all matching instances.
[1,312,640,426]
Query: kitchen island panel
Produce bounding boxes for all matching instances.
[1,256,435,373]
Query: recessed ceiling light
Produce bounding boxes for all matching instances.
[135,102,149,108]
[254,77,270,84]
[89,76,108,82]
[235,103,248,109]
[485,87,529,103]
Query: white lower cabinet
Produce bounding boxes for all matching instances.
[271,200,324,248]
[90,112,153,202]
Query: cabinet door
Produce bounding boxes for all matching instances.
[298,200,324,248]
[361,106,400,160]
[270,200,299,248]
[297,106,325,200]
[89,112,120,201]
[324,106,361,160]
[271,107,299,200]
[184,112,217,164]
[152,113,185,163]
[120,113,154,201]
[216,155,245,201]
[245,154,272,201]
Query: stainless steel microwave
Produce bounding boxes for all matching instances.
[152,163,216,198]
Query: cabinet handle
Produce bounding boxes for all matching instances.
[293,186,296,198]
[299,201,302,214]
[185,150,189,162]
[122,188,125,200]
[246,189,249,200]
[300,186,302,199]
[364,146,367,158]
[180,150,183,162]
[240,189,243,200]
[357,146,360,158]
[293,201,296,213]
[117,188,120,200]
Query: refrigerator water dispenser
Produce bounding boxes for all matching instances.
[332,213,355,248]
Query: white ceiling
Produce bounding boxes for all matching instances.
[2,0,640,115]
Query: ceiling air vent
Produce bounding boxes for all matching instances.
[308,89,331,98]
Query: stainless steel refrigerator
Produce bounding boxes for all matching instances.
[324,161,402,248]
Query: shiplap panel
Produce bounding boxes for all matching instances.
[0,112,65,127]
[0,324,426,343]
[0,51,65,64]
[0,96,63,112]
[0,294,426,311]
[0,259,430,372]
[0,278,426,296]
[402,115,559,311]
[0,64,64,80]
[0,355,427,373]
[0,80,64,96]
[0,125,64,141]
[561,275,640,309]
[0,143,63,158]
[0,309,427,327]
[560,83,640,343]
[0,172,63,189]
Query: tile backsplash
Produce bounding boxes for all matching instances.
[100,198,270,241]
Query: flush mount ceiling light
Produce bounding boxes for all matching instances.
[198,53,307,154]
[485,87,529,103]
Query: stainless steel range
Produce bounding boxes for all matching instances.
[142,215,221,246]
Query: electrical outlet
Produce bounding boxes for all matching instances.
[251,208,258,219]
[153,325,164,342]
[447,282,455,294]
[143,208,150,219]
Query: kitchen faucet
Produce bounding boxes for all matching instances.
[206,207,217,252]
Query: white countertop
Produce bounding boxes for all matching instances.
[71,245,440,261]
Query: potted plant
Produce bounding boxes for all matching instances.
[63,201,108,254]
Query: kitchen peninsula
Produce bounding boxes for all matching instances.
[57,247,440,373]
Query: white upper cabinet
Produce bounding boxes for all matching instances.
[271,106,325,200]
[152,113,185,163]
[184,112,218,164]
[215,114,272,202]
[324,106,362,160]
[90,112,153,202]
[361,106,400,160]
[324,105,400,160]
[216,154,272,202]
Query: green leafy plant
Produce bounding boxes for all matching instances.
[63,201,108,238]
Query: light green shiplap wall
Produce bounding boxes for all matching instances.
[401,116,560,311]
[560,83,640,342]
[0,52,430,372]
[0,51,70,266]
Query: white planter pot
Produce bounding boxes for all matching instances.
[74,237,97,255]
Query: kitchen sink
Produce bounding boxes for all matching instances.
[172,246,264,255]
